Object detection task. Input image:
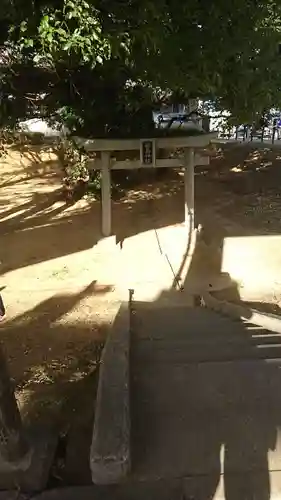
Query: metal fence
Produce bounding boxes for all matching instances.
[218,124,281,144]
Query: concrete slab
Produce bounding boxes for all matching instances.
[222,235,281,288]
[183,470,281,500]
[32,481,182,500]
[132,409,281,481]
[133,359,281,412]
[132,361,281,478]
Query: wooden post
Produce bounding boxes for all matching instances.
[184,148,194,232]
[0,346,30,469]
[101,151,111,237]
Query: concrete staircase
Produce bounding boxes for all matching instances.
[89,302,281,499]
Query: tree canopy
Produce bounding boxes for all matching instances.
[1,0,281,135]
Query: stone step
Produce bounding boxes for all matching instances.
[133,303,264,341]
[131,358,281,480]
[132,408,281,480]
[91,303,281,487]
[132,359,281,412]
[134,337,281,364]
[134,302,241,339]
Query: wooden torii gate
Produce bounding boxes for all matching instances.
[74,133,217,237]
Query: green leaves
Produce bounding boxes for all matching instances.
[14,0,111,67]
[1,0,281,131]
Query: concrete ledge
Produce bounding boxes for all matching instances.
[90,303,131,485]
[202,292,281,333]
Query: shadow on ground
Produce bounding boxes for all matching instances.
[126,220,281,500]
[2,143,281,277]
[196,143,281,236]
[0,161,185,277]
[0,281,116,427]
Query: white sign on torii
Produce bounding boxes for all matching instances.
[74,133,217,237]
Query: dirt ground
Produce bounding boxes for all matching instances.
[1,141,281,436]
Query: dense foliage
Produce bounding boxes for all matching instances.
[1,0,281,135]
